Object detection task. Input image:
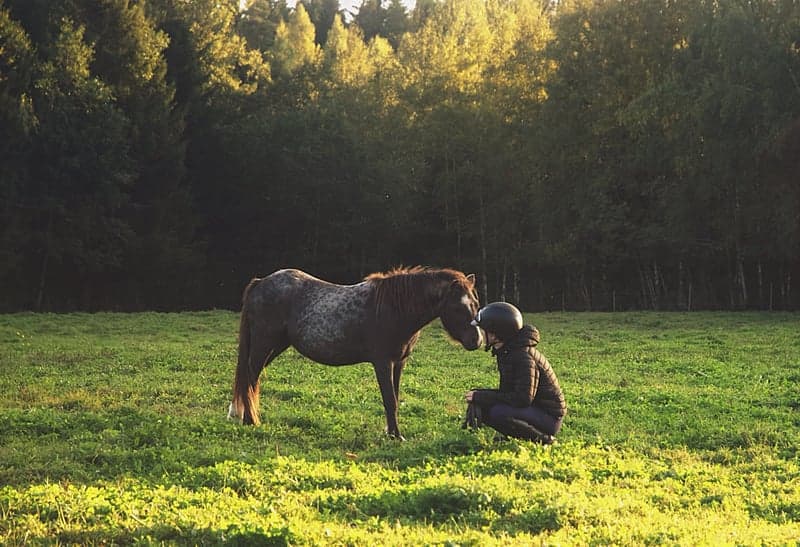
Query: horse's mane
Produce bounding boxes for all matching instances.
[365,266,474,317]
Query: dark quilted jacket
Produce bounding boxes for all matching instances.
[472,325,567,417]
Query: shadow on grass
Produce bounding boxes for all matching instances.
[316,480,563,534]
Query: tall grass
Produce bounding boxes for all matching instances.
[1,311,798,544]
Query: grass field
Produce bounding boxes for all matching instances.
[1,311,798,545]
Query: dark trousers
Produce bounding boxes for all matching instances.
[486,403,563,436]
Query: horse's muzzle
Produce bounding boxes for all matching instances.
[461,326,483,351]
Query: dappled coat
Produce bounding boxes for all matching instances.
[472,325,567,418]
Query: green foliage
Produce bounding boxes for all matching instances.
[301,0,340,46]
[1,0,800,311]
[0,311,799,543]
[0,2,35,280]
[238,0,290,52]
[25,17,136,309]
[536,0,800,311]
[355,0,411,48]
[270,3,319,79]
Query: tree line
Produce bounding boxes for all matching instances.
[1,0,798,312]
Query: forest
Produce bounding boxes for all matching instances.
[1,0,799,312]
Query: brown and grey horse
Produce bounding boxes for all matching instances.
[228,267,483,439]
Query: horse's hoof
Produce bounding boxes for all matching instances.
[386,431,406,441]
[226,402,240,422]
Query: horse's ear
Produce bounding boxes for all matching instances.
[466,273,476,285]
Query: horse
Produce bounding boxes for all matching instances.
[227,266,483,439]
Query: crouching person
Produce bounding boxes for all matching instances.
[464,302,566,444]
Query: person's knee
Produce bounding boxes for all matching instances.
[487,404,514,421]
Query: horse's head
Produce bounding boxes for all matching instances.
[440,273,483,351]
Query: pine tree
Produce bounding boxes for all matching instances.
[270,3,320,78]
[238,0,290,52]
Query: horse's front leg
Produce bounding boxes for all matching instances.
[373,360,404,440]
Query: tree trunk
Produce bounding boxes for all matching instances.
[452,159,461,264]
[653,260,664,310]
[36,250,49,312]
[769,282,774,311]
[780,264,786,307]
[580,271,591,311]
[311,194,321,266]
[736,256,748,308]
[478,188,488,303]
[513,266,520,306]
[538,277,544,311]
[443,151,450,232]
[757,260,763,309]
[639,262,657,310]
[499,256,507,302]
[35,212,54,311]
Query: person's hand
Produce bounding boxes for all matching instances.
[464,390,475,403]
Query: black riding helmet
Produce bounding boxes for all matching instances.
[470,302,523,342]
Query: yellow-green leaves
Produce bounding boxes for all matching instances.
[270,3,320,79]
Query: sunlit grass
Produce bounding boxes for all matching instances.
[1,311,798,544]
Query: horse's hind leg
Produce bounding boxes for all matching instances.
[235,327,288,426]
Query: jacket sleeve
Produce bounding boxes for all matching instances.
[472,350,538,408]
[470,388,503,407]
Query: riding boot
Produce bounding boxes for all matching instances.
[484,416,554,445]
[461,402,483,429]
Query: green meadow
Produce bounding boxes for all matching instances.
[0,311,798,545]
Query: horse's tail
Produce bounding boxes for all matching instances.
[233,278,261,425]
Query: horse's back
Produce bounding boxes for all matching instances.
[245,269,372,364]
[241,269,307,324]
[265,268,317,289]
[246,269,315,302]
[246,269,375,364]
